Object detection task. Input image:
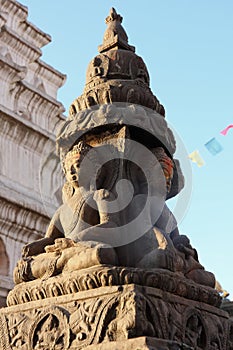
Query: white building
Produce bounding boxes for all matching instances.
[0,0,66,306]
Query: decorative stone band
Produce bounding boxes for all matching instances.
[71,80,164,115]
[56,103,184,199]
[7,265,221,308]
[57,104,176,162]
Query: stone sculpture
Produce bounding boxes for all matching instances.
[13,127,214,286]
[1,7,232,350]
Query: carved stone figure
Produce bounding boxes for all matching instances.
[11,5,216,291]
[1,6,231,350]
[14,141,120,282]
[184,314,206,349]
[34,314,63,349]
[14,132,214,287]
[106,291,156,341]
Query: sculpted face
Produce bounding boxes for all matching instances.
[64,142,93,188]
[64,153,82,188]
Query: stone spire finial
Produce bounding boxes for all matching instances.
[98,7,135,53]
[68,7,166,116]
[105,7,122,24]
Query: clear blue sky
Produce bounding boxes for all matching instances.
[22,0,233,296]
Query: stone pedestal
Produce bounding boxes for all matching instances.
[0,266,231,349]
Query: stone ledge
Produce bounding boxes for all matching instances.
[0,52,25,75]
[7,265,221,307]
[0,25,42,63]
[0,104,57,141]
[0,196,48,243]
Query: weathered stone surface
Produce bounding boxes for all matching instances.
[0,0,66,301]
[7,266,220,308]
[0,284,230,349]
[17,114,213,288]
[69,8,165,116]
[222,299,233,317]
[0,5,230,350]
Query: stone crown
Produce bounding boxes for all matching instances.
[68,8,165,117]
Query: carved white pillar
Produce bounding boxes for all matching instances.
[0,0,66,300]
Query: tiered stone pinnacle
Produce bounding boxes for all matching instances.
[69,8,165,117]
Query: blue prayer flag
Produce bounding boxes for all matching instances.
[204,138,223,156]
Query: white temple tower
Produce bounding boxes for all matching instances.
[0,0,66,306]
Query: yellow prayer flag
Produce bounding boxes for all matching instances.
[188,150,205,167]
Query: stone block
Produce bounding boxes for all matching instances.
[0,272,231,349]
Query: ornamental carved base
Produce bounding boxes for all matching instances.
[0,268,232,350]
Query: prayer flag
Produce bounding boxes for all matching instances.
[220,124,233,136]
[204,138,223,156]
[188,150,205,167]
